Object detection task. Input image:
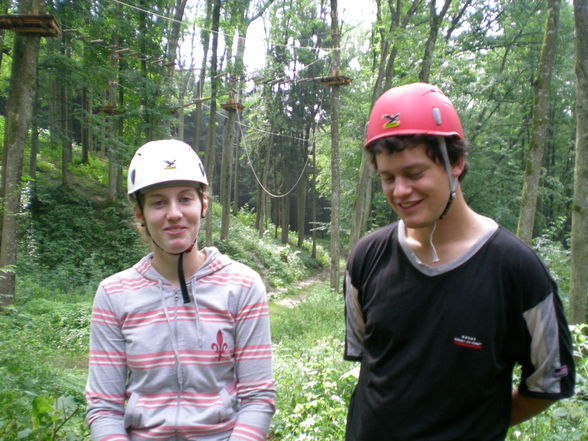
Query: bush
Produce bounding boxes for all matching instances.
[19,184,146,296]
[269,283,355,440]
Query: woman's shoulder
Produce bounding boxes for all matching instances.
[97,255,153,289]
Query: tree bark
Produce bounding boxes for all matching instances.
[194,0,212,153]
[296,134,308,248]
[220,106,236,240]
[569,0,588,324]
[329,0,342,291]
[204,0,222,246]
[60,62,73,187]
[0,0,42,306]
[516,0,561,244]
[419,0,453,83]
[280,195,290,244]
[107,35,120,201]
[167,0,188,77]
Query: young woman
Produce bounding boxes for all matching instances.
[85,140,275,441]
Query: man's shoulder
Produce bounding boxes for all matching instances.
[354,222,398,250]
[489,226,543,260]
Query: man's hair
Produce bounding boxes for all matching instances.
[366,135,469,182]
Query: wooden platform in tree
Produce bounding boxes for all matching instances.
[97,105,121,114]
[0,15,61,37]
[319,74,352,86]
[221,99,245,111]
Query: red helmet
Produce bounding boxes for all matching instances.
[365,82,464,149]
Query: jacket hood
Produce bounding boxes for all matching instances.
[132,246,232,284]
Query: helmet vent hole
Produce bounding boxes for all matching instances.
[432,107,442,126]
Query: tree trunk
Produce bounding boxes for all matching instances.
[81,87,90,164]
[107,35,120,201]
[194,0,212,152]
[516,0,560,244]
[232,128,241,215]
[29,98,39,182]
[167,0,188,77]
[257,137,271,238]
[419,0,453,83]
[329,0,342,292]
[0,0,42,307]
[220,107,236,240]
[311,136,317,259]
[296,135,308,248]
[204,0,222,246]
[280,195,289,244]
[60,74,73,187]
[569,0,588,324]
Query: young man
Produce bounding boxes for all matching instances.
[344,83,575,441]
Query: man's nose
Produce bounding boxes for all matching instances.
[393,177,411,198]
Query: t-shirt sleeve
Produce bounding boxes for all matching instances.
[344,266,365,361]
[510,242,575,400]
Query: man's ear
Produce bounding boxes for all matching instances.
[452,156,466,178]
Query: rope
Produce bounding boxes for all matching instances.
[237,110,310,199]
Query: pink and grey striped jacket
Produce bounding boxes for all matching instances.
[85,247,275,441]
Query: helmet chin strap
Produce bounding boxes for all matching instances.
[176,245,194,304]
[428,137,458,264]
[147,230,196,304]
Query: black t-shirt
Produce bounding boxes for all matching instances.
[344,221,575,441]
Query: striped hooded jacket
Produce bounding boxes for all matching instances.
[85,247,275,441]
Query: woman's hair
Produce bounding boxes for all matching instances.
[130,184,208,210]
[366,135,469,181]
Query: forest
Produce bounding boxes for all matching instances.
[0,0,587,439]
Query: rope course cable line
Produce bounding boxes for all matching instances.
[103,0,347,54]
[237,110,311,199]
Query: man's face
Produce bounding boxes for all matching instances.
[375,143,459,229]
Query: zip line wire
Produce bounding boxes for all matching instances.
[237,109,311,199]
[103,0,362,56]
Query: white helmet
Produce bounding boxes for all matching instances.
[127,139,208,195]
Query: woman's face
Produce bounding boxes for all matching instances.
[136,185,208,256]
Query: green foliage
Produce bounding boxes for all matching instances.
[0,393,88,441]
[532,216,571,299]
[213,204,328,291]
[269,282,356,440]
[19,184,146,297]
[0,300,90,441]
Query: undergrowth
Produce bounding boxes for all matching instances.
[1,168,329,439]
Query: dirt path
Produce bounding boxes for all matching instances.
[271,268,329,308]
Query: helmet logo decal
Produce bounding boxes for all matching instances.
[382,113,400,129]
[163,159,177,170]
